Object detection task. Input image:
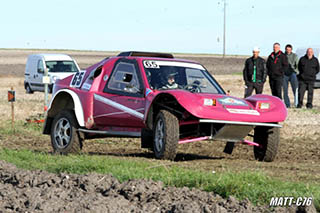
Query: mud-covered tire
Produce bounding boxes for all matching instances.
[153,110,179,160]
[25,84,33,94]
[141,128,154,149]
[50,110,82,154]
[253,127,280,162]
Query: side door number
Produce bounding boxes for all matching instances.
[70,71,86,87]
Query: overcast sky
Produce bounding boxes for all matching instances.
[1,0,319,56]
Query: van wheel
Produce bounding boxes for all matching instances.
[153,110,179,160]
[51,110,83,154]
[48,85,53,94]
[26,84,34,94]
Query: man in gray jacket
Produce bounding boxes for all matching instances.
[283,44,299,108]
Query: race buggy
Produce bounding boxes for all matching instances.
[43,51,287,162]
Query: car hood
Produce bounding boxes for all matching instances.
[154,90,287,123]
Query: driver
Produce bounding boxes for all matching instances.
[162,73,179,89]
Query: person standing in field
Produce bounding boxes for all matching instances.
[297,48,319,109]
[283,44,299,108]
[243,47,267,98]
[266,43,289,99]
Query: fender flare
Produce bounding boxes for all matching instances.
[48,89,85,127]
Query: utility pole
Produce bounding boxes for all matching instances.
[223,0,226,58]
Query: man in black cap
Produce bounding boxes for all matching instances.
[243,46,267,98]
[297,48,319,109]
[266,43,289,99]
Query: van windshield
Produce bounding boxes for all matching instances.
[46,61,79,73]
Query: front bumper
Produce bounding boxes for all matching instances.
[199,119,282,128]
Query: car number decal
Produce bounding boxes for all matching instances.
[70,70,86,88]
[143,60,160,69]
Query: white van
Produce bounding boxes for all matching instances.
[296,48,320,88]
[24,54,80,93]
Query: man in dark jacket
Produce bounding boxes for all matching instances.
[283,44,299,108]
[297,48,319,109]
[243,46,267,98]
[266,43,289,99]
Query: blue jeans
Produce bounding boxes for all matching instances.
[283,73,298,107]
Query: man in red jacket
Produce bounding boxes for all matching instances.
[266,43,289,99]
[297,48,320,109]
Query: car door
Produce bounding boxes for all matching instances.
[93,58,146,129]
[32,59,45,91]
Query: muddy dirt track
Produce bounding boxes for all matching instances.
[0,160,317,213]
[0,49,319,212]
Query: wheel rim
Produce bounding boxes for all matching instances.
[154,118,164,153]
[26,85,31,92]
[54,118,71,149]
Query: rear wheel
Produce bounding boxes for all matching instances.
[25,84,34,94]
[153,110,179,160]
[50,110,82,154]
[253,127,280,162]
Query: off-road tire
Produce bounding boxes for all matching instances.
[141,128,154,149]
[50,110,83,154]
[253,127,280,162]
[153,110,179,160]
[25,84,34,94]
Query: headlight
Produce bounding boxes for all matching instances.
[204,98,216,106]
[258,102,270,109]
[51,76,59,83]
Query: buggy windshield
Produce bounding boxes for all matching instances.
[143,60,224,94]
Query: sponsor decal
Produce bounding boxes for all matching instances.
[269,197,313,207]
[226,108,260,115]
[218,97,248,106]
[143,60,205,70]
[81,82,92,91]
[145,88,153,97]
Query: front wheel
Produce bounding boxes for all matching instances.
[25,84,34,94]
[153,110,179,160]
[50,110,83,154]
[253,127,280,162]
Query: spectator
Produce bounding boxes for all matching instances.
[266,43,289,99]
[283,44,299,108]
[297,48,319,109]
[243,46,266,98]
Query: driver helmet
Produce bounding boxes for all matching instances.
[166,72,177,86]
